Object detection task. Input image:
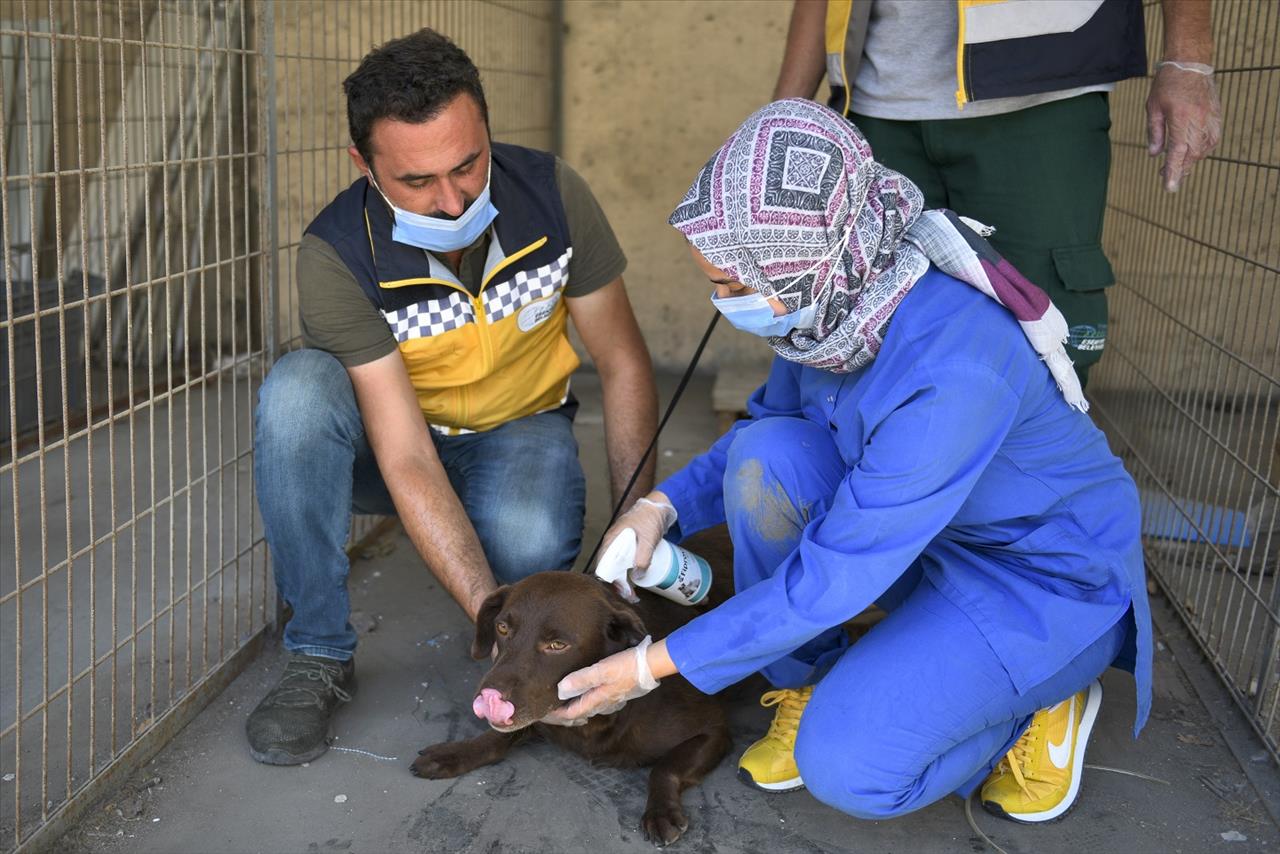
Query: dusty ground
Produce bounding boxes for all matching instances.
[54,371,1280,854]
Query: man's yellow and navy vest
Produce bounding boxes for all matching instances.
[825,0,1146,113]
[306,143,578,434]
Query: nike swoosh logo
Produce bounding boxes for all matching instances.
[1047,697,1076,769]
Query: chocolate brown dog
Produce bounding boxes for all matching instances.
[412,568,732,845]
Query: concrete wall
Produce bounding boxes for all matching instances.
[562,0,800,374]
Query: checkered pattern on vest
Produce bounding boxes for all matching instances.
[381,249,573,343]
[382,290,473,343]
[483,248,573,322]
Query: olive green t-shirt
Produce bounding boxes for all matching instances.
[297,157,627,367]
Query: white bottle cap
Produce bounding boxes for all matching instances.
[594,528,641,603]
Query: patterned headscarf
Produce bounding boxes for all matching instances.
[670,99,1087,412]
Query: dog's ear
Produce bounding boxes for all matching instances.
[604,604,648,654]
[471,587,509,660]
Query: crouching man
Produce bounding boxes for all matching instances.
[247,28,656,765]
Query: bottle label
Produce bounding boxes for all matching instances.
[654,545,711,605]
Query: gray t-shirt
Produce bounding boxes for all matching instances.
[850,0,1112,121]
[297,157,626,366]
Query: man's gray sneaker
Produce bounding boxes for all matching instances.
[246,654,355,765]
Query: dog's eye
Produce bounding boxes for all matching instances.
[544,640,568,652]
[495,621,509,636]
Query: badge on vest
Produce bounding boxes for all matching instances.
[517,293,560,332]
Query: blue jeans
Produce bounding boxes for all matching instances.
[253,349,586,661]
[723,416,1127,819]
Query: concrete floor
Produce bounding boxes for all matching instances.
[49,369,1280,853]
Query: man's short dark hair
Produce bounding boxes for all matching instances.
[343,28,489,164]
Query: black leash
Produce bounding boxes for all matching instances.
[580,310,721,573]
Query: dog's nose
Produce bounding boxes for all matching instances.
[473,687,515,726]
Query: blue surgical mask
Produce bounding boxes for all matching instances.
[710,291,818,337]
[708,223,850,338]
[369,160,499,253]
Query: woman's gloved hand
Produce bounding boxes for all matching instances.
[540,636,661,726]
[598,492,678,577]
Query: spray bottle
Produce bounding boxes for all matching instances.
[594,528,712,607]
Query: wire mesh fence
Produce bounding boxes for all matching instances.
[0,1,557,850]
[2,2,267,849]
[1090,0,1279,760]
[5,0,1272,848]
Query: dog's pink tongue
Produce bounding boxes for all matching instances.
[473,688,515,725]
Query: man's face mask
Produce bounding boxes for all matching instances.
[369,158,499,253]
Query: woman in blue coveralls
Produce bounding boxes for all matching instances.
[547,99,1152,825]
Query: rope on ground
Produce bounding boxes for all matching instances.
[330,746,400,762]
[965,765,1170,852]
[1084,763,1169,785]
[965,793,1011,854]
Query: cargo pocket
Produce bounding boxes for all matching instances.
[1051,244,1113,363]
[1051,244,1114,292]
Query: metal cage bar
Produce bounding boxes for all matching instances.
[1090,0,1279,760]
[1,2,558,850]
[2,1,267,849]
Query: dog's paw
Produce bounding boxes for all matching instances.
[410,743,472,779]
[641,803,689,846]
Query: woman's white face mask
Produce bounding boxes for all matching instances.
[709,291,818,337]
[708,223,850,338]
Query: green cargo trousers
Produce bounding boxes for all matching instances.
[851,93,1115,386]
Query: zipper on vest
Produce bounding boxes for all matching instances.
[460,235,548,428]
[386,235,550,430]
[827,0,854,116]
[482,236,547,290]
[954,0,970,109]
[455,291,491,430]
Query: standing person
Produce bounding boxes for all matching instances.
[546,100,1152,827]
[246,29,657,766]
[772,0,1221,384]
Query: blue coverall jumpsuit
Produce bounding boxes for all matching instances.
[658,268,1152,819]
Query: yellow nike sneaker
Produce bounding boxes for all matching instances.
[981,679,1103,823]
[737,686,813,792]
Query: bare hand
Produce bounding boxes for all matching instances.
[1146,61,1222,192]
